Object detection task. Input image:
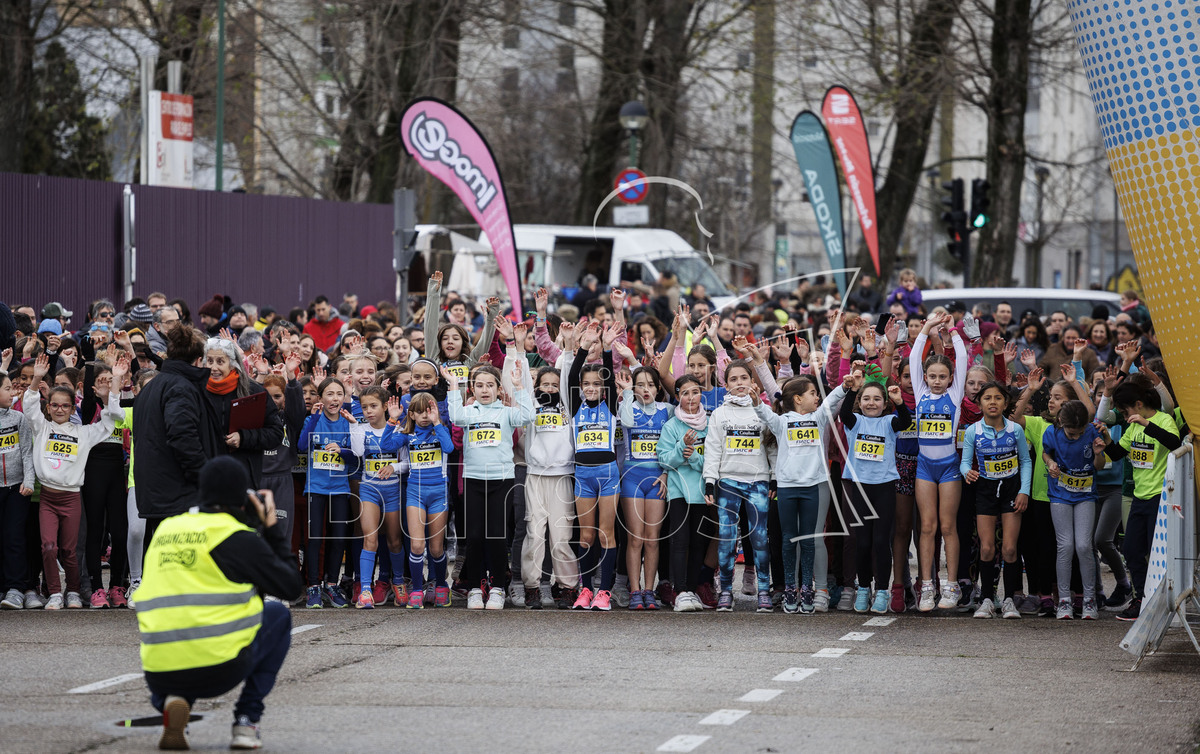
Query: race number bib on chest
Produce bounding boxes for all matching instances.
[311,449,344,471]
[535,408,566,431]
[44,432,78,462]
[409,444,443,470]
[444,363,469,382]
[725,428,761,454]
[630,430,660,460]
[896,420,918,441]
[364,455,397,477]
[853,434,886,462]
[469,422,501,448]
[1058,471,1093,492]
[576,424,610,451]
[919,412,954,440]
[982,452,1018,479]
[786,420,820,448]
[1130,441,1154,470]
[0,427,18,454]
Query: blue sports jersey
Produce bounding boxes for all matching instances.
[298,412,353,495]
[1042,424,1100,504]
[843,414,900,484]
[701,386,727,415]
[574,400,617,461]
[916,391,958,450]
[623,400,672,469]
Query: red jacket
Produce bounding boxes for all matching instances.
[303,317,344,353]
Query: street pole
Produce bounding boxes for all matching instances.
[394,189,418,326]
[215,0,226,191]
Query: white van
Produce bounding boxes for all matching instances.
[921,288,1122,322]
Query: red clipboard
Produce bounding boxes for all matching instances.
[229,391,267,433]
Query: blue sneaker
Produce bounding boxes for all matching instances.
[756,590,774,613]
[628,590,645,610]
[782,586,799,614]
[323,583,348,609]
[305,585,322,609]
[800,585,815,614]
[870,589,889,614]
[716,589,734,612]
[854,586,870,613]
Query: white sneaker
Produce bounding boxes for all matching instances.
[1,588,23,609]
[936,581,960,610]
[44,593,64,610]
[230,714,262,750]
[65,592,84,609]
[673,591,696,612]
[1001,597,1021,619]
[814,589,831,613]
[127,578,141,610]
[466,588,485,610]
[506,584,525,608]
[23,590,44,609]
[159,695,191,750]
[611,574,631,608]
[485,587,505,610]
[918,582,936,612]
[973,597,996,618]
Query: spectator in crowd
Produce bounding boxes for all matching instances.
[302,296,343,352]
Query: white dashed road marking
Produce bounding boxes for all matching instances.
[739,689,783,702]
[69,672,143,694]
[773,667,819,682]
[657,735,712,752]
[291,624,322,635]
[863,616,896,626]
[839,631,874,641]
[698,709,751,726]
[812,647,850,658]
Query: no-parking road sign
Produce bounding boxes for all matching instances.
[615,168,648,204]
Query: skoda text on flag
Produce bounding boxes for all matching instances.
[790,111,848,293]
[400,97,522,310]
[821,86,881,277]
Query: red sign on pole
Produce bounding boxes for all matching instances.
[615,168,648,205]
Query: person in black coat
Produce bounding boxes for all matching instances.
[200,337,284,490]
[133,325,222,543]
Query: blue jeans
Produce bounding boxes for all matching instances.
[149,601,292,723]
[715,479,770,592]
[776,484,828,590]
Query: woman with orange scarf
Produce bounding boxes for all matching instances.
[202,338,285,490]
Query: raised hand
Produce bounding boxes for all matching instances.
[535,287,549,316]
[578,322,601,351]
[884,317,900,345]
[513,322,528,348]
[795,336,810,362]
[1060,363,1077,383]
[340,408,358,424]
[32,353,50,381]
[103,343,118,366]
[111,353,131,386]
[1072,337,1089,360]
[510,358,524,387]
[1012,373,1028,389]
[285,351,302,376]
[1019,348,1037,369]
[615,369,632,392]
[494,314,514,341]
[888,385,903,404]
[431,270,443,287]
[1139,358,1162,387]
[440,365,460,390]
[961,313,980,341]
[313,365,327,383]
[1003,341,1018,364]
[600,322,624,349]
[560,321,578,351]
[1026,366,1045,392]
[0,348,11,373]
[609,288,626,310]
[771,335,793,362]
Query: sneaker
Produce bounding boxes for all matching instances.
[557,587,579,610]
[628,590,645,611]
[918,582,936,612]
[611,575,631,608]
[800,585,815,614]
[870,589,889,615]
[656,580,677,608]
[889,584,906,614]
[434,586,451,607]
[937,581,961,610]
[391,581,410,608]
[1,589,23,609]
[467,588,485,610]
[127,579,141,608]
[507,584,525,608]
[830,584,843,607]
[590,589,612,611]
[159,694,191,750]
[45,593,64,610]
[350,582,362,605]
[674,591,697,613]
[1017,594,1040,615]
[1116,599,1141,622]
[814,588,831,613]
[716,589,734,612]
[109,586,128,609]
[904,585,918,612]
[525,586,542,610]
[1081,598,1099,620]
[66,592,84,609]
[424,582,435,606]
[853,587,870,613]
[540,582,555,608]
[372,580,390,606]
[783,586,799,614]
[643,590,659,611]
[406,589,424,609]
[322,583,348,609]
[305,586,322,609]
[741,567,757,596]
[1056,599,1073,620]
[957,580,978,612]
[1105,583,1133,611]
[230,714,261,750]
[1072,593,1084,617]
[1037,597,1056,618]
[1001,597,1021,619]
[973,598,996,619]
[572,587,593,610]
[90,588,110,609]
[355,587,374,609]
[23,590,44,610]
[451,579,469,601]
[839,588,857,612]
[486,587,505,610]
[756,590,773,613]
[696,582,718,609]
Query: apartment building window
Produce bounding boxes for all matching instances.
[804,55,818,69]
[558,43,574,69]
[503,27,520,48]
[737,50,752,69]
[501,67,520,107]
[867,120,879,137]
[556,70,576,94]
[559,2,576,26]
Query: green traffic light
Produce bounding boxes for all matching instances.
[973,214,988,228]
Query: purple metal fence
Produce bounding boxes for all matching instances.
[0,173,395,327]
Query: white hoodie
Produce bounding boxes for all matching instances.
[23,389,122,492]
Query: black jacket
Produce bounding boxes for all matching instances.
[204,378,285,489]
[133,360,222,518]
[846,287,884,314]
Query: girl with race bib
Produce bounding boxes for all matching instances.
[960,381,1031,620]
[348,386,405,609]
[891,348,919,613]
[839,366,912,614]
[23,353,127,610]
[389,391,455,609]
[909,311,969,611]
[658,307,727,413]
[617,366,672,610]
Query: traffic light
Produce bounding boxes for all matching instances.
[970,178,991,229]
[940,178,968,263]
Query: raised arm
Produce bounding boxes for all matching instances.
[467,297,501,365]
[424,271,443,362]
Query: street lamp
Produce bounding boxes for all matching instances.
[619,100,649,168]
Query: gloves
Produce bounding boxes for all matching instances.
[896,325,909,345]
[962,313,981,342]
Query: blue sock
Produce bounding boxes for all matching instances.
[599,547,618,591]
[378,542,392,583]
[359,549,376,591]
[389,550,406,585]
[408,552,425,592]
[577,545,596,587]
[431,552,448,587]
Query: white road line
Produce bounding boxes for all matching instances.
[739,689,783,702]
[863,616,896,626]
[69,672,143,694]
[657,735,712,752]
[773,667,819,682]
[839,631,875,641]
[698,709,751,726]
[812,647,850,658]
[291,624,322,635]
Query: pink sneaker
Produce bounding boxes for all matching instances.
[109,586,128,609]
[407,590,424,609]
[434,585,451,607]
[355,587,374,609]
[590,589,612,611]
[572,587,593,610]
[90,589,110,609]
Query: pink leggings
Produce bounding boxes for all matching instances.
[39,487,82,595]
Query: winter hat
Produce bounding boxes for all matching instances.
[198,456,251,509]
[198,295,225,320]
[128,303,154,325]
[37,319,63,335]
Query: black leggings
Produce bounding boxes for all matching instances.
[83,455,128,590]
[956,480,979,584]
[306,493,349,585]
[1017,499,1056,595]
[683,500,718,592]
[842,480,896,590]
[463,478,514,589]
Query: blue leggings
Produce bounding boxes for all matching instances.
[715,479,770,593]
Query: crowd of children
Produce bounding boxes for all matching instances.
[0,272,1184,623]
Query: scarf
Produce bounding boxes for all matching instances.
[207,371,240,395]
[724,393,752,407]
[534,389,559,408]
[675,404,708,431]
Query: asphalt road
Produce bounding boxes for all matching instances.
[3,576,1199,754]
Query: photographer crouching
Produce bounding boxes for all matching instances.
[137,456,303,751]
